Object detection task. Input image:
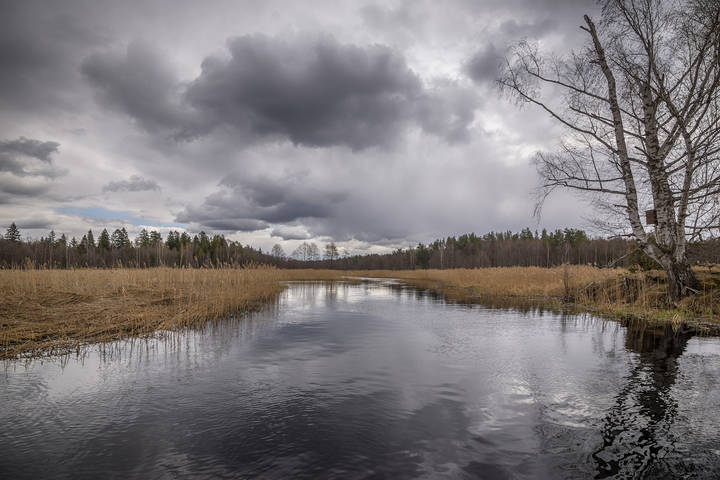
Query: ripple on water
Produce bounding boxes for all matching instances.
[2,281,720,479]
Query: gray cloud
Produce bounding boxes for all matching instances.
[466,44,502,85]
[0,2,102,114]
[82,41,201,139]
[186,35,424,149]
[0,137,63,178]
[0,177,50,197]
[415,81,478,143]
[16,218,54,230]
[191,218,269,232]
[464,0,597,86]
[102,175,160,192]
[176,171,347,231]
[0,0,597,247]
[82,35,477,149]
[499,18,558,38]
[271,225,312,241]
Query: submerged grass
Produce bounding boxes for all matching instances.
[2,265,720,359]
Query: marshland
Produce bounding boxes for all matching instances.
[3,275,720,478]
[4,264,720,359]
[4,0,720,477]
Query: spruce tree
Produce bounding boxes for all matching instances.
[4,222,21,242]
[98,229,111,250]
[136,228,150,247]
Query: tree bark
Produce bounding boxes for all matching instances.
[661,255,698,302]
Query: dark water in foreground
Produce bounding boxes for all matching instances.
[2,280,720,479]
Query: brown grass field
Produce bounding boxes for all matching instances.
[382,266,720,328]
[2,265,720,359]
[0,267,345,359]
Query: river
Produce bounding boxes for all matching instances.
[2,280,720,478]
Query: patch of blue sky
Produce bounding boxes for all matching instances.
[59,206,187,229]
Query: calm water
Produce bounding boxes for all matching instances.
[2,280,720,479]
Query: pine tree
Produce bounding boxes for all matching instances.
[98,229,111,250]
[4,222,21,242]
[136,228,150,247]
[86,230,95,248]
[149,230,163,246]
[111,228,130,249]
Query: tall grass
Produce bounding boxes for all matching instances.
[0,267,345,358]
[353,266,625,297]
[363,266,720,325]
[2,265,718,359]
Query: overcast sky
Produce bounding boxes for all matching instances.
[0,0,601,254]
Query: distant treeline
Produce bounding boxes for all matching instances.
[1,222,719,270]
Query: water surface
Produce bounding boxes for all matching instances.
[2,280,720,478]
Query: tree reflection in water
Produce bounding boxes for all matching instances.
[593,320,693,478]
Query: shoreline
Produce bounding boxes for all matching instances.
[2,266,719,359]
[390,278,720,336]
[363,268,720,335]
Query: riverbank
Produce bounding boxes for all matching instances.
[367,266,720,332]
[0,267,345,359]
[3,266,720,359]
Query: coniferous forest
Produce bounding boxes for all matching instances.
[3,222,719,270]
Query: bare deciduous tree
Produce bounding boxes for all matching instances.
[324,242,339,262]
[500,0,720,300]
[271,243,286,259]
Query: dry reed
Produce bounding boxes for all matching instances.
[0,267,345,359]
[357,266,720,327]
[352,266,624,297]
[2,265,719,359]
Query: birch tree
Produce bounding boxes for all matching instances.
[500,0,720,300]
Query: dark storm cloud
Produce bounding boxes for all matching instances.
[0,1,101,112]
[465,44,502,85]
[102,175,160,192]
[82,35,477,149]
[176,172,346,231]
[82,41,202,138]
[0,137,63,178]
[185,35,421,149]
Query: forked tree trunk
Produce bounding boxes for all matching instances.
[584,16,699,304]
[502,5,720,304]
